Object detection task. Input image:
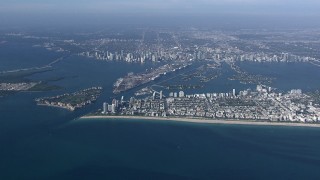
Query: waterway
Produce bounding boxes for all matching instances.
[1,39,320,179]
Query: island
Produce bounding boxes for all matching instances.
[0,67,63,97]
[113,63,190,94]
[227,62,275,84]
[0,82,38,91]
[35,87,103,111]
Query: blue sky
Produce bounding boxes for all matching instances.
[1,0,320,17]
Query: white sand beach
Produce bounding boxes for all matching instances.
[79,115,320,128]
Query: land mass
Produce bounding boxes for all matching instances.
[35,87,103,111]
[98,85,320,124]
[113,63,190,94]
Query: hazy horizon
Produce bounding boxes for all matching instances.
[1,1,320,29]
[1,0,320,15]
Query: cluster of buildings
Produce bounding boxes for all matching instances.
[102,97,123,114]
[79,48,315,64]
[113,63,190,94]
[75,30,317,64]
[8,29,319,65]
[15,28,316,66]
[0,82,37,91]
[102,86,320,123]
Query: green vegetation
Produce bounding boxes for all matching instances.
[59,94,93,106]
[219,98,256,106]
[36,87,103,111]
[28,83,61,92]
[0,69,52,83]
[54,88,101,106]
[0,68,65,93]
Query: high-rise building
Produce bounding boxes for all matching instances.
[160,91,163,99]
[174,92,178,98]
[179,91,185,97]
[129,97,135,105]
[232,89,236,97]
[110,53,114,60]
[153,92,156,100]
[256,85,263,92]
[121,50,124,59]
[103,102,108,114]
[108,104,113,112]
[111,104,116,113]
[282,53,289,61]
[197,51,202,60]
[112,99,118,108]
[152,55,156,62]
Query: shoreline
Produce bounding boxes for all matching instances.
[79,115,320,128]
[36,103,74,111]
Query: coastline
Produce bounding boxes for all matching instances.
[36,103,74,111]
[79,115,320,128]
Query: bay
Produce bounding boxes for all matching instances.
[1,40,320,179]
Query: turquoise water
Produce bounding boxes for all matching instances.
[1,39,320,179]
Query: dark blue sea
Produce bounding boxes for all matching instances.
[1,38,320,179]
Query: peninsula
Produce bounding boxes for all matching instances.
[84,85,320,126]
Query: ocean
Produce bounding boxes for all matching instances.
[1,38,320,179]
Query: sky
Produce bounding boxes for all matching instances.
[0,0,319,29]
[1,0,320,16]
